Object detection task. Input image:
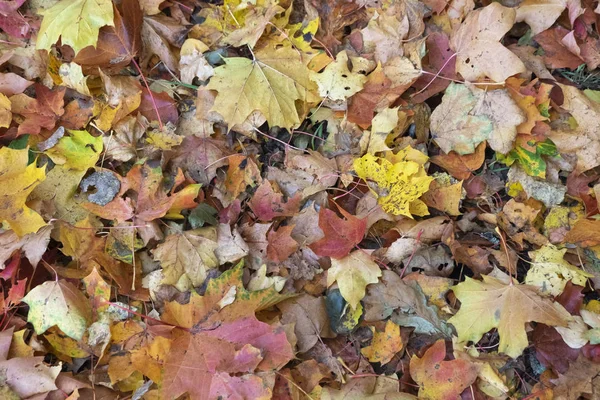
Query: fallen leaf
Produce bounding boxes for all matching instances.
[516,0,567,35]
[310,50,368,101]
[449,275,572,358]
[0,147,46,237]
[526,244,592,296]
[361,320,404,365]
[450,2,525,82]
[309,208,366,259]
[22,280,92,340]
[548,84,600,173]
[207,46,317,130]
[9,84,65,135]
[430,83,525,155]
[36,0,115,54]
[327,250,382,309]
[410,340,478,400]
[152,228,218,287]
[354,152,433,217]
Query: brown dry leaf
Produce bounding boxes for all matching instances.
[278,294,336,353]
[450,2,526,82]
[516,0,567,35]
[548,84,600,173]
[430,143,486,180]
[550,355,600,399]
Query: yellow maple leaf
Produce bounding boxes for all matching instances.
[353,152,433,218]
[361,320,404,365]
[525,244,593,296]
[0,147,46,237]
[0,93,11,128]
[449,275,571,358]
[36,0,114,55]
[206,45,318,130]
[327,250,382,309]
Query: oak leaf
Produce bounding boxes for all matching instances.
[0,147,46,237]
[36,0,115,54]
[410,340,478,400]
[327,250,382,309]
[449,275,572,358]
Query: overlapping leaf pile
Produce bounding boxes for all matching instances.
[2,0,600,398]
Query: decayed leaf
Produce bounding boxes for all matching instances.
[0,356,61,398]
[36,0,115,54]
[430,83,525,155]
[354,152,433,217]
[278,294,336,353]
[361,320,404,365]
[450,2,525,82]
[449,275,572,358]
[550,355,600,399]
[516,0,567,35]
[410,340,478,400]
[548,84,600,173]
[207,46,317,130]
[22,280,92,340]
[311,50,368,101]
[327,250,382,309]
[526,245,592,296]
[0,226,51,267]
[0,147,46,237]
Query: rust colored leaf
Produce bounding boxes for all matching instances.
[309,208,367,259]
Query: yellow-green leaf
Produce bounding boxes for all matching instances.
[353,153,433,218]
[327,250,382,309]
[36,0,114,55]
[449,275,571,358]
[206,45,317,130]
[0,147,46,237]
[525,244,593,296]
[22,280,92,341]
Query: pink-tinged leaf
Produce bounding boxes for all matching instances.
[0,72,32,96]
[10,84,65,135]
[267,225,299,262]
[6,278,26,307]
[204,317,294,371]
[534,26,584,69]
[209,372,273,400]
[0,327,14,361]
[248,180,302,222]
[0,356,60,398]
[309,208,367,259]
[139,87,178,124]
[229,344,264,373]
[410,340,478,399]
[0,11,30,38]
[412,32,457,103]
